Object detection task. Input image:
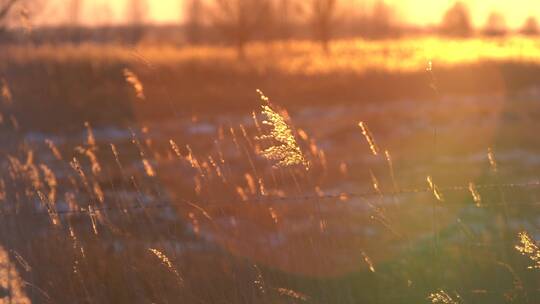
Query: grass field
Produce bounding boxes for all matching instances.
[2,36,540,131]
[1,36,540,303]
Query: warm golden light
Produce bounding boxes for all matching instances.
[33,0,540,29]
[389,0,540,28]
[2,0,540,301]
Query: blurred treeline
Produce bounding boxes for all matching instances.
[0,1,539,50]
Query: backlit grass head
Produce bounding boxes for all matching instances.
[515,231,540,269]
[256,89,309,170]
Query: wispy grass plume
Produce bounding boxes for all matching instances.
[427,289,462,303]
[256,89,309,169]
[515,231,540,269]
[123,68,145,100]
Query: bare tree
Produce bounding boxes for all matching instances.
[67,0,82,43]
[521,16,538,36]
[185,0,203,44]
[482,12,507,36]
[274,0,299,40]
[0,0,44,39]
[440,2,472,37]
[68,0,81,25]
[211,0,271,59]
[126,0,147,44]
[0,0,20,31]
[369,0,395,38]
[309,0,337,53]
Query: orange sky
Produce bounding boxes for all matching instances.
[36,0,540,29]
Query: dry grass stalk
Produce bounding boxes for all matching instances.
[275,288,309,301]
[258,178,267,196]
[65,192,80,213]
[358,121,379,156]
[268,207,278,224]
[84,122,96,147]
[148,248,182,283]
[1,78,13,105]
[110,143,123,171]
[229,126,241,153]
[141,159,155,177]
[0,246,31,304]
[0,178,5,202]
[244,173,257,195]
[87,205,99,235]
[169,139,182,157]
[11,251,31,273]
[123,68,145,100]
[487,147,498,172]
[256,90,309,169]
[369,170,381,194]
[384,150,398,190]
[361,251,376,272]
[70,157,91,193]
[468,182,482,207]
[236,186,248,201]
[252,111,262,134]
[39,164,57,203]
[188,212,200,235]
[207,156,225,182]
[427,175,444,202]
[9,114,19,130]
[68,225,85,276]
[36,190,60,227]
[75,147,102,176]
[130,131,156,177]
[214,140,226,166]
[185,145,203,176]
[253,264,266,294]
[185,201,213,221]
[45,139,63,160]
[515,231,540,269]
[339,162,348,177]
[92,181,104,203]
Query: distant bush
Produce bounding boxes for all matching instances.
[521,16,539,36]
[440,2,473,37]
[482,12,507,37]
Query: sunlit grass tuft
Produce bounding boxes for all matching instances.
[123,68,145,100]
[257,90,309,169]
[427,289,462,304]
[515,231,540,269]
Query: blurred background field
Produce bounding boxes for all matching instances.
[2,37,540,131]
[2,0,540,303]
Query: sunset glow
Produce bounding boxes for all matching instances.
[36,0,540,29]
[3,0,540,301]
